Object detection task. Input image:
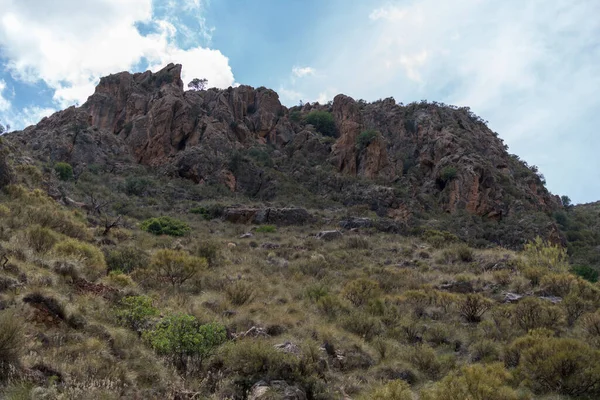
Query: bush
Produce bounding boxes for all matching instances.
[521,236,569,273]
[571,265,598,283]
[53,239,106,280]
[459,294,492,323]
[106,247,149,274]
[363,380,413,400]
[116,295,159,332]
[341,311,383,341]
[54,162,73,181]
[346,236,371,250]
[192,240,221,268]
[26,225,59,253]
[421,363,521,400]
[124,177,153,196]
[439,166,457,182]
[216,339,302,394]
[225,280,255,306]
[144,313,226,372]
[255,225,276,233]
[149,249,206,288]
[304,111,336,137]
[512,335,600,396]
[0,310,25,376]
[512,297,564,332]
[342,278,380,307]
[140,216,191,236]
[356,130,379,150]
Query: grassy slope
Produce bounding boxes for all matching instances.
[0,163,599,399]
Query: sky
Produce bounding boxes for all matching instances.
[0,0,599,203]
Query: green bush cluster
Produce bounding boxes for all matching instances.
[116,295,159,332]
[304,111,336,137]
[140,216,191,236]
[439,166,457,182]
[143,313,226,372]
[106,247,149,274]
[54,162,73,181]
[356,130,379,150]
[255,225,276,233]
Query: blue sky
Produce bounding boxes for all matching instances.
[0,0,599,204]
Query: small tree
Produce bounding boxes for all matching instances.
[54,162,74,181]
[143,313,226,372]
[188,78,208,91]
[561,195,572,210]
[150,249,206,288]
[116,295,159,332]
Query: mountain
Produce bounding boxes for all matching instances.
[1,64,599,400]
[5,63,563,248]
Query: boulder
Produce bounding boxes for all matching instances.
[316,230,343,241]
[249,381,307,400]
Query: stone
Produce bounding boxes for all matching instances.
[316,230,343,241]
[438,281,474,294]
[248,381,307,400]
[503,292,524,303]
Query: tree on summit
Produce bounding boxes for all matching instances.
[188,78,208,91]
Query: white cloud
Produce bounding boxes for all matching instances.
[399,51,428,82]
[0,80,10,111]
[278,87,304,104]
[292,66,316,78]
[0,0,235,108]
[18,106,57,127]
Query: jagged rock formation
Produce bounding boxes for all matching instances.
[5,63,562,231]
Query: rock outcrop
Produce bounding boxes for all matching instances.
[5,63,563,242]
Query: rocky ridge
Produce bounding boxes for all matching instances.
[5,63,563,245]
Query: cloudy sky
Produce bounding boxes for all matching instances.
[0,0,599,203]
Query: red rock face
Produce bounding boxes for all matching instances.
[6,64,562,222]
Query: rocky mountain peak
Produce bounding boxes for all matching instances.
[4,64,563,246]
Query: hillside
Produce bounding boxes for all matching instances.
[0,65,598,400]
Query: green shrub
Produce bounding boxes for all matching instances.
[356,130,379,150]
[106,247,149,274]
[512,297,564,332]
[421,363,521,400]
[304,111,336,137]
[149,249,206,288]
[520,236,569,273]
[116,295,159,332]
[290,110,302,123]
[54,162,73,181]
[342,278,380,307]
[53,239,106,280]
[362,379,413,400]
[439,166,457,182]
[459,294,492,323]
[255,225,276,233]
[341,312,383,341]
[124,177,153,196]
[144,313,226,372]
[571,265,598,283]
[26,225,59,253]
[140,216,191,236]
[190,204,224,220]
[511,334,600,396]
